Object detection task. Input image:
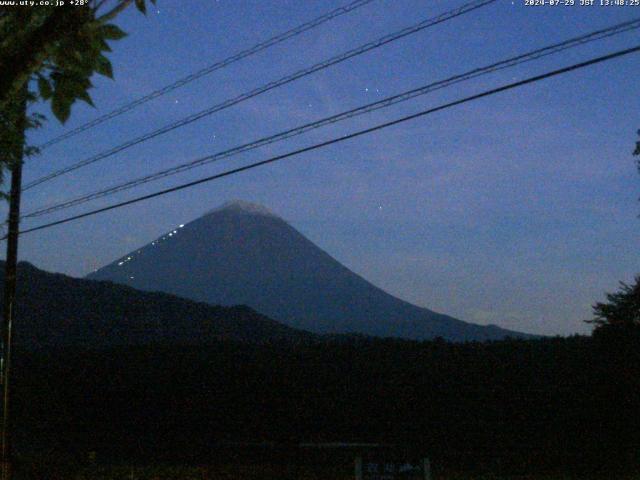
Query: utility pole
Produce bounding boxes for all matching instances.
[0,88,27,480]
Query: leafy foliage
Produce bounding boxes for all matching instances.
[0,0,155,193]
[0,88,44,205]
[0,1,155,123]
[588,276,640,332]
[635,130,640,182]
[9,335,640,477]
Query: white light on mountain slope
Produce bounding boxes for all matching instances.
[87,200,532,342]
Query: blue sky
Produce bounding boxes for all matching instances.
[10,0,640,335]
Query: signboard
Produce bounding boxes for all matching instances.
[356,457,430,480]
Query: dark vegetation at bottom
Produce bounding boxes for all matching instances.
[9,328,640,478]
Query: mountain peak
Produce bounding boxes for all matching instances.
[89,201,533,341]
[205,200,279,219]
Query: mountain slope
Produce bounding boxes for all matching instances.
[0,261,313,348]
[88,201,531,341]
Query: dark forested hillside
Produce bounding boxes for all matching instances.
[10,333,640,477]
[0,261,313,347]
[2,262,638,477]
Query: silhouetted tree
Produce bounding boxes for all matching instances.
[0,0,156,118]
[635,129,640,207]
[587,276,640,335]
[0,0,157,184]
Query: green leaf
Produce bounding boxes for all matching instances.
[51,95,71,124]
[101,24,127,40]
[56,76,80,96]
[78,90,95,107]
[71,49,84,62]
[24,145,40,157]
[135,0,147,15]
[38,76,52,100]
[95,55,113,79]
[98,37,112,53]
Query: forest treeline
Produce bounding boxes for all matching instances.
[10,328,640,478]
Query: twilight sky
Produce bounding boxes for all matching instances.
[8,0,640,336]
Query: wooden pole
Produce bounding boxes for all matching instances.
[0,87,26,480]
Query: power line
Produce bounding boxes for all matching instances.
[23,0,497,191]
[20,17,640,220]
[14,44,640,238]
[35,0,377,151]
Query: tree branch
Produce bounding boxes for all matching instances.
[97,0,132,22]
[0,9,71,108]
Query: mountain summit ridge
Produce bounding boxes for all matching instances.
[205,200,279,219]
[88,201,532,341]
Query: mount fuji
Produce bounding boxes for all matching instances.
[88,201,530,341]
